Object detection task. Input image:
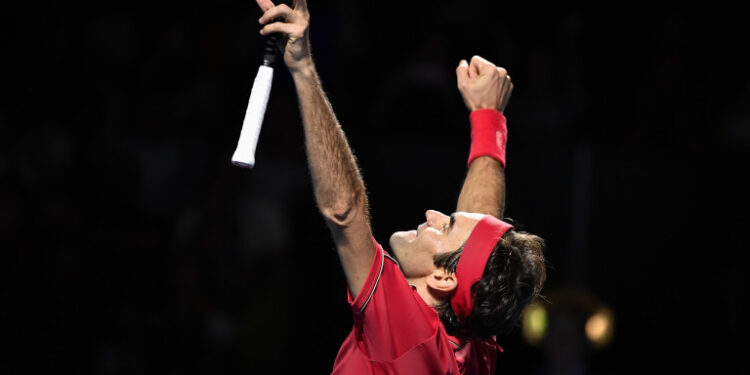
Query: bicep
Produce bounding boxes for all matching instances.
[326,207,376,298]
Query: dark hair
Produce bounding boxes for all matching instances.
[433,225,546,340]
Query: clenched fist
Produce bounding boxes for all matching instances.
[456,55,513,113]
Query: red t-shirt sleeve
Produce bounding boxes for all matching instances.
[346,239,384,313]
[345,239,438,362]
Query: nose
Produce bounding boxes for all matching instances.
[425,210,447,227]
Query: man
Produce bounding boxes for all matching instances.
[256,0,547,373]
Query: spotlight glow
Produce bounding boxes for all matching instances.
[585,307,614,348]
[522,302,548,345]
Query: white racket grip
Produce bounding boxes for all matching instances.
[232,65,274,168]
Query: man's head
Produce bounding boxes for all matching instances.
[390,210,546,340]
[390,210,484,280]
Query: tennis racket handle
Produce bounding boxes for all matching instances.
[232,65,274,168]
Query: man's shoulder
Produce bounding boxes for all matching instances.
[382,250,400,268]
[357,240,430,316]
[371,240,405,281]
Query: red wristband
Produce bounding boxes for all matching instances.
[468,109,507,168]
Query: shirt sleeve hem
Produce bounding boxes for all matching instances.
[347,238,385,313]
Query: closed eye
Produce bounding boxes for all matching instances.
[443,214,456,233]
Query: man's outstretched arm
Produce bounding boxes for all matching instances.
[258,0,374,297]
[455,56,513,218]
[457,156,506,218]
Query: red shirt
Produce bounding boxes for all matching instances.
[331,240,498,374]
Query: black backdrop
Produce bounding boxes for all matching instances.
[4,2,749,374]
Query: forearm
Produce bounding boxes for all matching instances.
[291,61,368,223]
[454,56,512,218]
[456,156,505,218]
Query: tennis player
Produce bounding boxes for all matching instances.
[257,0,547,373]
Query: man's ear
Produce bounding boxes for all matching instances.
[426,268,457,294]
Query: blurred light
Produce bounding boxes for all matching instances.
[522,302,548,345]
[585,307,614,348]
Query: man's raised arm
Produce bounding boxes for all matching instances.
[258,0,374,297]
[455,56,514,219]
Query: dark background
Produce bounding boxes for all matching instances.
[3,2,749,374]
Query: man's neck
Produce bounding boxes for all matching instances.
[406,277,443,308]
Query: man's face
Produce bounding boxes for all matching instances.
[390,210,484,278]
